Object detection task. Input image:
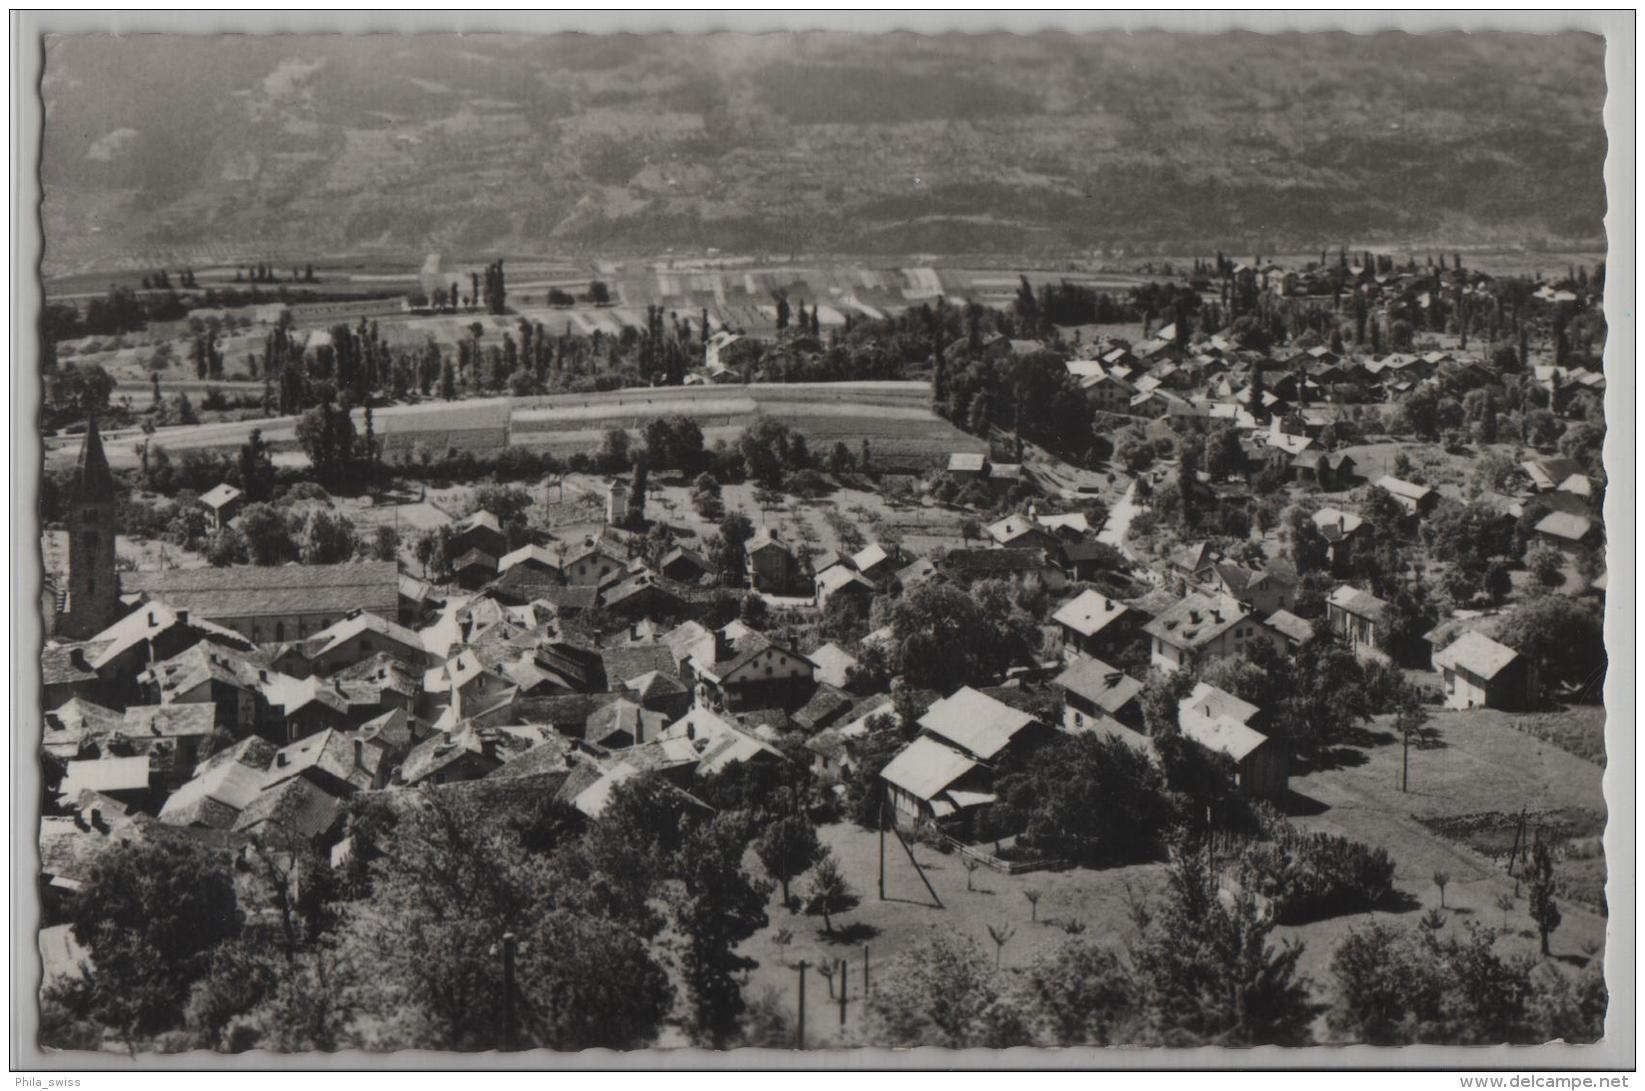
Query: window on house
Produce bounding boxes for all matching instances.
[275,622,286,641]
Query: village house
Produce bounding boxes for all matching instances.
[688,626,816,711]
[137,643,266,735]
[450,510,509,560]
[1143,591,1280,672]
[1326,585,1391,658]
[300,610,433,676]
[1177,682,1288,797]
[497,544,564,581]
[1053,655,1144,733]
[1312,507,1369,576]
[815,564,876,609]
[984,513,1058,552]
[1432,631,1539,711]
[1534,511,1601,559]
[1291,449,1358,491]
[563,539,629,587]
[880,686,1052,830]
[659,547,710,583]
[1052,589,1143,661]
[452,549,500,590]
[1375,475,1438,518]
[745,529,801,593]
[1202,560,1298,616]
[198,483,243,531]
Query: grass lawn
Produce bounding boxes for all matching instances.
[734,706,1611,1047]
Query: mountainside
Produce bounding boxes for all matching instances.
[41,31,1608,273]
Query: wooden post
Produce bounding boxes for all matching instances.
[891,822,944,909]
[795,960,808,1050]
[501,932,517,1052]
[838,959,848,1028]
[1402,727,1410,793]
[878,794,887,900]
[863,945,870,996]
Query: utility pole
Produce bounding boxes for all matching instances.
[838,959,848,1028]
[1402,725,1410,793]
[877,794,887,900]
[500,931,518,1051]
[863,945,870,996]
[795,960,808,1050]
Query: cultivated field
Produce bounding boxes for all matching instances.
[56,383,987,478]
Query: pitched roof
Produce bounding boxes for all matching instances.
[88,602,253,670]
[1142,592,1249,650]
[120,703,219,739]
[59,756,152,797]
[1327,584,1390,624]
[1433,630,1521,680]
[600,644,679,691]
[917,686,1038,761]
[303,610,426,663]
[879,736,980,801]
[233,776,346,840]
[1376,475,1434,503]
[1265,609,1314,644]
[1053,656,1143,715]
[1312,508,1365,541]
[121,562,400,623]
[497,543,563,575]
[1535,511,1596,542]
[940,547,1048,578]
[805,642,859,689]
[1178,682,1268,761]
[1052,589,1132,638]
[42,642,108,687]
[158,736,278,828]
[200,483,242,509]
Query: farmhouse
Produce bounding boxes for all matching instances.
[1432,631,1539,711]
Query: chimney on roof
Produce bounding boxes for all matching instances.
[259,669,269,683]
[69,647,88,671]
[353,738,366,770]
[1339,514,1346,533]
[276,752,290,768]
[89,807,106,832]
[176,609,189,625]
[148,610,157,628]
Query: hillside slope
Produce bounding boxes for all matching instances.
[41,31,1607,272]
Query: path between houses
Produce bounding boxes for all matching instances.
[1098,481,1140,560]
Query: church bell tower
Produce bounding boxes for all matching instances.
[50,413,120,639]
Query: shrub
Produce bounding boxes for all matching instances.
[1245,812,1396,923]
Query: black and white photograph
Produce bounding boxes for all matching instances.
[15,12,1632,1069]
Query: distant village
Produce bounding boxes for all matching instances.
[35,248,1609,1052]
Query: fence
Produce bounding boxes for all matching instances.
[945,836,1066,876]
